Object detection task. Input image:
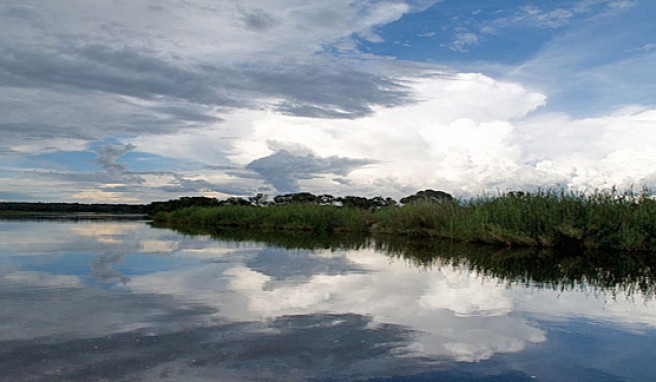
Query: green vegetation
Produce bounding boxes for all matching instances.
[156,204,374,232]
[0,202,145,214]
[154,189,656,252]
[6,188,655,251]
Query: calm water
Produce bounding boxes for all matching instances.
[1,220,655,382]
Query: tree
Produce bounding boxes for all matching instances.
[248,193,270,207]
[400,189,454,205]
[145,196,219,214]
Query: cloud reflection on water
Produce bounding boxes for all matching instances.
[126,248,546,363]
[1,220,655,381]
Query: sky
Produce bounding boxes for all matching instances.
[1,0,655,203]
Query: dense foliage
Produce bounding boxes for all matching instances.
[154,189,656,252]
[5,188,655,251]
[0,202,145,214]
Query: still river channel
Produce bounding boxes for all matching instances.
[1,219,655,381]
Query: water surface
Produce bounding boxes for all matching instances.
[1,219,655,381]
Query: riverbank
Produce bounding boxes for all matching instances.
[154,190,656,252]
[0,211,148,220]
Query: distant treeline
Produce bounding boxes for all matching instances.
[0,202,146,214]
[154,189,656,252]
[6,189,656,252]
[0,189,452,215]
[145,190,453,214]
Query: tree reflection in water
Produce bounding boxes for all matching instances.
[154,223,656,301]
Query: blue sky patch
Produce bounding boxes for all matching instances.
[359,0,645,67]
[119,151,202,172]
[26,151,98,172]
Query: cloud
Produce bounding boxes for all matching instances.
[506,0,655,115]
[1,0,654,202]
[3,142,252,202]
[0,87,218,156]
[157,173,252,196]
[95,143,136,176]
[0,0,425,173]
[231,61,413,118]
[246,147,378,192]
[91,143,145,187]
[450,32,480,52]
[70,189,143,204]
[238,7,279,31]
[607,0,637,9]
[488,1,637,32]
[0,44,232,105]
[516,107,656,191]
[0,4,43,21]
[224,72,547,197]
[0,1,418,115]
[520,5,575,28]
[6,64,656,202]
[219,72,656,197]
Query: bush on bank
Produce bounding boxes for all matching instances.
[154,189,656,252]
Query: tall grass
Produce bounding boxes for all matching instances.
[155,189,656,251]
[450,189,656,251]
[157,204,373,232]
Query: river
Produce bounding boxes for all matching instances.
[1,219,655,381]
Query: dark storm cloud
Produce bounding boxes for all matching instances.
[0,93,224,151]
[239,7,279,31]
[0,122,97,140]
[0,39,413,129]
[236,63,412,118]
[0,4,42,21]
[246,149,378,192]
[0,44,235,106]
[152,105,223,123]
[157,174,252,195]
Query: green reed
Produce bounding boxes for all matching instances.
[157,204,373,232]
[155,189,656,251]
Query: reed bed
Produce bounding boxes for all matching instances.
[155,189,656,251]
[161,204,373,232]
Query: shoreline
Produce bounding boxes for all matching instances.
[153,191,656,252]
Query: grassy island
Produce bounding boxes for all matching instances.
[154,189,656,252]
